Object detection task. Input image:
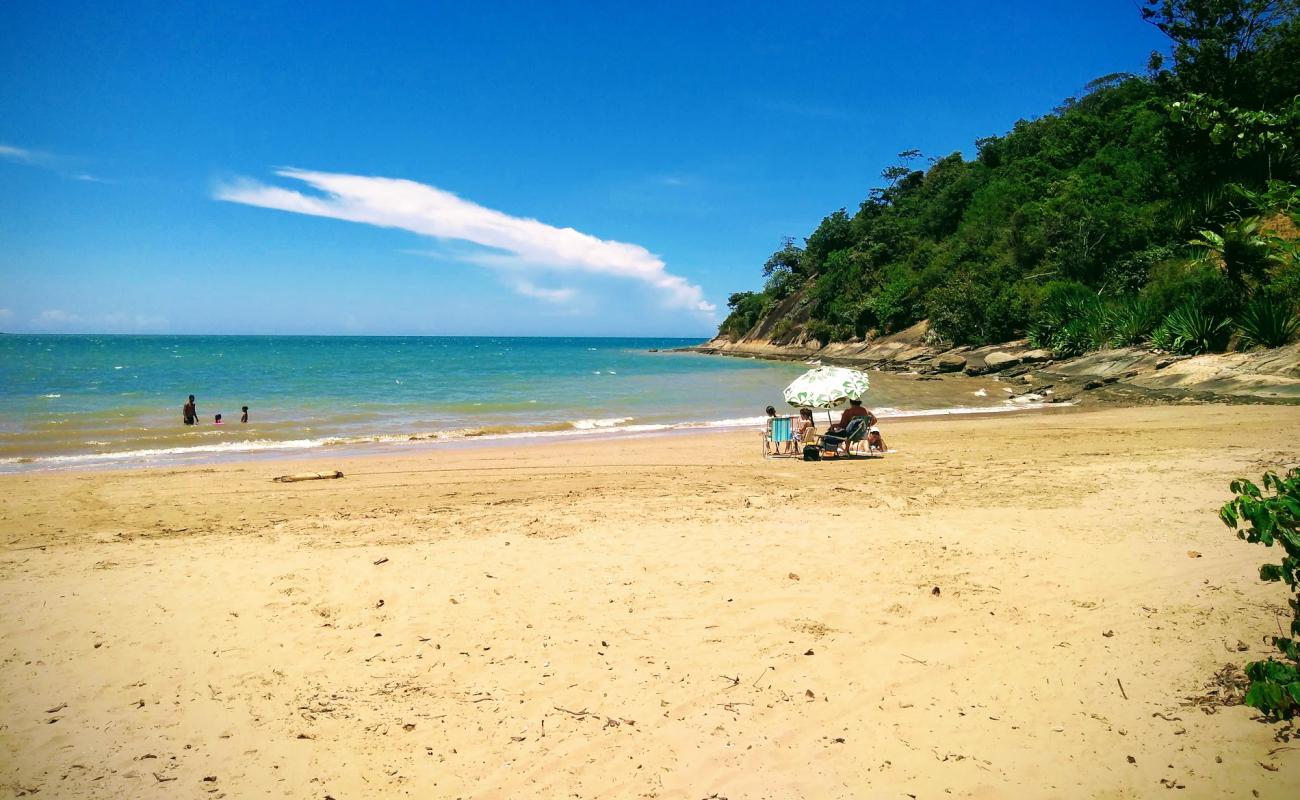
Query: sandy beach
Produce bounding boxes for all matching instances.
[2,404,1298,798]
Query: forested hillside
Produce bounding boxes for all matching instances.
[719,0,1300,356]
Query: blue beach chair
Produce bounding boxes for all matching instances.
[763,415,796,457]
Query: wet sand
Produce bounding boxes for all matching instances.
[1,404,1298,798]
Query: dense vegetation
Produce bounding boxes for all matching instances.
[720,1,1300,355]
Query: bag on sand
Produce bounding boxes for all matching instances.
[803,445,821,461]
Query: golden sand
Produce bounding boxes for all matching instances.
[2,405,1298,798]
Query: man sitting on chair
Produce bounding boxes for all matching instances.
[822,399,875,454]
[826,399,873,435]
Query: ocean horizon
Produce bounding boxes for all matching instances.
[0,334,1040,471]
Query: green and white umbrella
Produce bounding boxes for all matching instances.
[782,365,870,422]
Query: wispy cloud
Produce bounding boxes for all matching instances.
[512,280,575,303]
[1,142,110,183]
[0,143,58,167]
[215,168,715,313]
[0,308,14,323]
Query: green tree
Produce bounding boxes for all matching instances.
[1141,0,1299,104]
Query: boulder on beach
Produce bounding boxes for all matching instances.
[984,351,1022,371]
[933,353,967,373]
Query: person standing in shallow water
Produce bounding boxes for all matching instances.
[182,395,197,426]
[240,406,248,423]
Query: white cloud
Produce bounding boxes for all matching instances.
[216,168,716,313]
[512,280,576,303]
[1,143,105,182]
[0,144,45,165]
[0,308,13,323]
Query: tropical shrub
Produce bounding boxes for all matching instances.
[1236,296,1300,348]
[719,292,772,341]
[1158,303,1232,354]
[1191,217,1280,295]
[867,272,920,334]
[925,274,1026,346]
[1106,296,1163,346]
[1149,319,1178,351]
[1105,245,1183,296]
[1142,259,1238,318]
[1027,281,1096,354]
[1219,468,1300,720]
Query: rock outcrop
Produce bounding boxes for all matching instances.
[690,330,1300,406]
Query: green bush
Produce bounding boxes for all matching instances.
[720,291,773,340]
[1149,319,1177,351]
[925,274,1027,346]
[1191,217,1280,295]
[867,272,919,334]
[1220,468,1300,720]
[1105,245,1183,296]
[1260,237,1300,309]
[1141,259,1238,318]
[1237,296,1300,349]
[770,318,796,343]
[1028,281,1102,356]
[1158,303,1232,354]
[805,320,841,345]
[1054,304,1111,356]
[1106,296,1162,346]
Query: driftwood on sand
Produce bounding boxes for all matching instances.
[272,470,344,483]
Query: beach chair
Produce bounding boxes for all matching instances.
[762,416,796,457]
[819,416,867,457]
[792,424,816,454]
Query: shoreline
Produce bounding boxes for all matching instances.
[2,403,1297,797]
[0,398,1075,475]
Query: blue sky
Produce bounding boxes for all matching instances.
[0,1,1170,337]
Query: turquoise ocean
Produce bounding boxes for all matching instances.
[0,335,1035,471]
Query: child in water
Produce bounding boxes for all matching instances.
[214,413,223,425]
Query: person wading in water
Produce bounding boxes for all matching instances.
[182,395,198,426]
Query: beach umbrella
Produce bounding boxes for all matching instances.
[782,365,871,423]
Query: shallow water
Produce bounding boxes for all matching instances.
[0,335,1041,471]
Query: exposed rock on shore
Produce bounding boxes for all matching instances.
[689,328,1300,405]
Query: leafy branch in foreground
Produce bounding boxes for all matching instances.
[1220,467,1300,719]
